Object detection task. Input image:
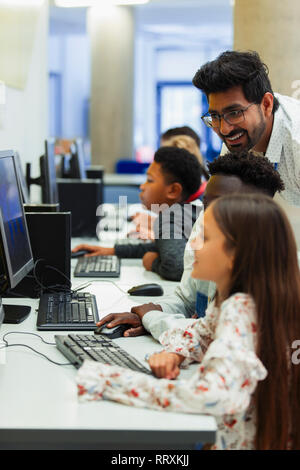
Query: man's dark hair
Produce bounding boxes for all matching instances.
[193,50,279,114]
[161,126,201,147]
[208,150,284,197]
[154,146,202,201]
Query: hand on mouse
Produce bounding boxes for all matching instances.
[72,244,115,257]
[96,312,145,337]
[142,251,159,271]
[131,302,162,320]
[148,351,184,379]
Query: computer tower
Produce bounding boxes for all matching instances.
[57,178,103,237]
[4,212,71,298]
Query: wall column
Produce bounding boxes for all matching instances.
[88,6,135,172]
[234,0,300,97]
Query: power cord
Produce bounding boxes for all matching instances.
[0,331,73,367]
[1,267,132,366]
[33,259,73,295]
[74,279,128,295]
[5,259,74,299]
[6,259,129,299]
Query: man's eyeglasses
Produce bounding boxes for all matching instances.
[201,103,255,128]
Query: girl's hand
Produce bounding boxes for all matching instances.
[149,351,184,379]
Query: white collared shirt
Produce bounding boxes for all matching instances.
[266,93,300,206]
[221,92,300,207]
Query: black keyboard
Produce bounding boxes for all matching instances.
[55,334,152,374]
[74,255,121,278]
[37,291,99,331]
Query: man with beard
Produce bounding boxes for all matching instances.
[193,50,300,207]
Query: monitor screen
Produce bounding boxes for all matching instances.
[0,151,34,289]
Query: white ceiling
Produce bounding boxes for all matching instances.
[49,0,233,40]
[49,0,231,7]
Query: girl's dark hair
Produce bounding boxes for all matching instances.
[154,146,202,201]
[193,50,279,114]
[212,193,300,450]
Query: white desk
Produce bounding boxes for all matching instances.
[103,175,145,204]
[104,173,146,187]
[0,249,217,450]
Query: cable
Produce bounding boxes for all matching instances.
[2,331,56,345]
[74,279,128,295]
[32,259,74,296]
[45,264,72,288]
[74,280,145,308]
[0,331,73,367]
[73,279,145,311]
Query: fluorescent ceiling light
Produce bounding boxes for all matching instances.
[55,0,149,6]
[0,0,44,5]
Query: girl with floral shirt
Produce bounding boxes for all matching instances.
[76,194,300,450]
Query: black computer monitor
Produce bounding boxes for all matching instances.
[26,139,59,205]
[0,150,34,323]
[68,138,87,179]
[0,297,4,328]
[14,152,30,204]
[40,139,59,204]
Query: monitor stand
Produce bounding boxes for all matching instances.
[3,304,31,324]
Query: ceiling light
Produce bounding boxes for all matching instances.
[55,0,149,7]
[0,0,44,6]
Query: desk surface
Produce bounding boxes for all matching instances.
[104,173,146,186]
[0,240,217,450]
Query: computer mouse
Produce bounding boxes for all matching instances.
[71,249,90,258]
[94,323,132,339]
[127,283,164,296]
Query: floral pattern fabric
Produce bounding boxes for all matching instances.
[76,293,267,450]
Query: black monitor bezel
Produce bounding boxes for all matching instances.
[0,297,4,328]
[14,151,30,204]
[0,150,34,289]
[40,138,59,204]
[69,138,87,179]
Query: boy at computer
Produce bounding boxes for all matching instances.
[96,150,285,337]
[72,146,204,281]
[130,126,208,240]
